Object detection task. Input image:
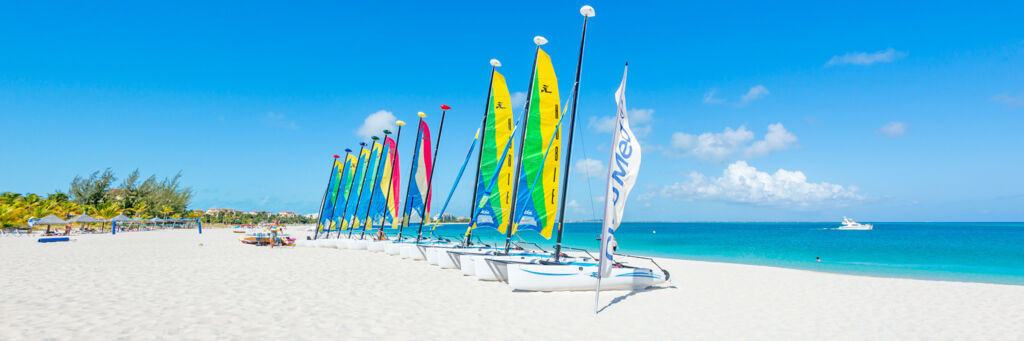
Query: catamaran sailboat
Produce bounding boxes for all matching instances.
[505,15,669,290]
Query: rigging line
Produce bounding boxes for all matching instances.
[576,113,598,221]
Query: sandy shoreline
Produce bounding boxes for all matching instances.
[1,228,1021,340]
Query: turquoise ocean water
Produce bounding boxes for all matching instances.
[428,222,1024,285]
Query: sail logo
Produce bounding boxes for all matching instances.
[609,117,634,206]
[496,101,506,109]
[541,84,552,93]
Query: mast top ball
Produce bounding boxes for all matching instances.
[490,59,501,67]
[382,130,392,135]
[333,154,339,158]
[580,5,595,17]
[360,142,367,146]
[534,36,548,46]
[345,148,352,153]
[440,104,451,110]
[371,136,380,141]
[418,111,426,118]
[396,120,406,126]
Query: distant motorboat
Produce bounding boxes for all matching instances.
[837,217,873,230]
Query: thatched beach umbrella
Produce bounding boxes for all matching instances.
[69,214,105,231]
[109,214,133,234]
[33,214,67,233]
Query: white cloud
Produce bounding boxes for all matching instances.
[703,86,769,106]
[574,158,605,177]
[670,123,797,162]
[588,108,654,137]
[588,116,616,133]
[740,85,770,104]
[566,199,582,212]
[990,93,1023,108]
[878,121,907,138]
[826,48,905,67]
[511,92,527,109]
[263,112,299,130]
[703,89,724,104]
[745,123,797,157]
[356,110,397,140]
[660,161,863,207]
[671,126,754,163]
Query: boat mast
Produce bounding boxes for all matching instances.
[554,6,593,262]
[313,154,339,240]
[334,148,357,238]
[375,121,405,239]
[502,39,543,254]
[347,142,370,238]
[359,133,390,239]
[396,113,424,240]
[414,105,450,244]
[465,60,498,246]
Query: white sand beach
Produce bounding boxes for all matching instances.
[1,228,1022,340]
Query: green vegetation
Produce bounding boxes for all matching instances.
[1,168,199,228]
[200,211,312,225]
[2,168,313,228]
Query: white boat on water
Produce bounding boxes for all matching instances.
[837,217,873,230]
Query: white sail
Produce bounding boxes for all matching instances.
[598,64,642,278]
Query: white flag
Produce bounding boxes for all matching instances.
[598,64,642,278]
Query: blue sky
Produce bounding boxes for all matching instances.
[2,1,1022,221]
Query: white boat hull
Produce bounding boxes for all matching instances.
[439,249,494,269]
[460,254,479,276]
[400,244,425,260]
[367,240,389,252]
[472,253,577,282]
[385,242,403,255]
[507,264,668,291]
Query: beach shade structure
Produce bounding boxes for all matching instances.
[68,214,105,224]
[33,214,68,233]
[69,214,107,232]
[110,214,134,235]
[34,214,68,226]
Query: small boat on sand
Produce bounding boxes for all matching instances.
[239,230,295,246]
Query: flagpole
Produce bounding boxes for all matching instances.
[347,142,370,238]
[465,60,499,246]
[502,38,544,254]
[376,121,405,239]
[324,149,353,236]
[415,104,450,244]
[333,148,355,238]
[359,133,389,239]
[313,154,339,240]
[596,61,623,312]
[556,5,594,263]
[397,113,425,240]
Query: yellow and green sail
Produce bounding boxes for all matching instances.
[345,146,375,230]
[472,69,516,233]
[333,154,359,229]
[513,47,561,239]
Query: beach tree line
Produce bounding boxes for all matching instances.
[1,168,315,228]
[1,168,197,228]
[200,211,312,225]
